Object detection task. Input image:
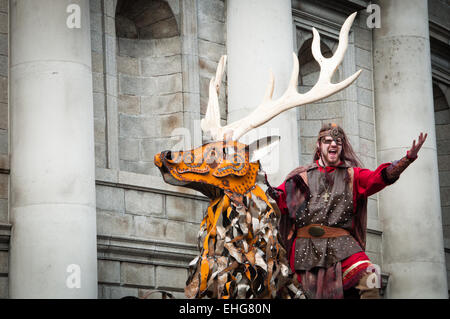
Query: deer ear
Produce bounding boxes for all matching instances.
[247,136,281,162]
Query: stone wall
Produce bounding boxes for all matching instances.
[0,0,8,299]
[94,0,227,298]
[95,169,207,298]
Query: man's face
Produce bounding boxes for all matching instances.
[317,136,342,166]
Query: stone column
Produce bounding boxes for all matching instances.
[9,0,98,298]
[227,0,299,186]
[373,0,448,298]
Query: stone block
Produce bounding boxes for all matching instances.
[354,26,372,51]
[359,138,376,158]
[98,260,120,284]
[184,221,201,245]
[103,285,139,299]
[0,0,7,13]
[152,37,182,57]
[357,87,373,108]
[154,73,183,95]
[0,102,7,130]
[119,74,145,96]
[132,215,166,239]
[92,72,105,93]
[117,56,139,76]
[366,232,382,254]
[140,55,181,77]
[94,118,106,144]
[300,136,317,154]
[91,51,104,74]
[139,17,179,39]
[96,185,125,213]
[198,39,225,62]
[0,173,7,199]
[0,277,7,298]
[0,33,7,56]
[438,155,450,171]
[140,93,183,115]
[97,210,133,237]
[140,136,183,162]
[125,189,164,216]
[359,104,374,124]
[359,154,376,170]
[0,198,7,222]
[90,30,103,53]
[305,101,343,120]
[119,114,158,138]
[104,0,116,17]
[436,124,450,141]
[439,171,450,188]
[299,120,322,137]
[356,69,373,91]
[95,143,107,168]
[0,76,7,103]
[93,92,106,120]
[166,195,206,223]
[158,113,184,137]
[0,129,6,154]
[104,36,117,75]
[441,186,450,207]
[0,250,8,274]
[437,139,450,156]
[119,137,140,161]
[359,121,375,141]
[441,206,450,227]
[119,159,154,175]
[105,16,116,36]
[89,0,102,13]
[435,109,450,125]
[0,55,6,77]
[0,12,7,34]
[155,266,188,289]
[198,0,225,23]
[356,47,372,70]
[165,219,187,243]
[118,38,139,58]
[118,94,140,115]
[197,15,225,44]
[90,12,102,34]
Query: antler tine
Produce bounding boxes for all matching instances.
[312,12,357,83]
[201,55,227,140]
[202,13,361,142]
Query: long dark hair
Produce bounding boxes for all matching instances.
[313,123,363,168]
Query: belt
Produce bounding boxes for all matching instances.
[296,224,350,238]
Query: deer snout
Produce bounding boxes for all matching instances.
[154,152,163,168]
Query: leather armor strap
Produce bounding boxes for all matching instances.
[383,154,416,183]
[297,224,350,238]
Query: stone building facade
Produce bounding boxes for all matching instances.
[0,0,448,298]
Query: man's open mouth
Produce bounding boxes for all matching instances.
[329,149,338,155]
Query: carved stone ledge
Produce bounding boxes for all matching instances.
[97,234,198,268]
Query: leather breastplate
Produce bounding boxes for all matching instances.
[293,165,363,271]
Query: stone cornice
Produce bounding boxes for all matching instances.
[97,234,198,268]
[95,167,209,201]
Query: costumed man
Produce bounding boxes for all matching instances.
[267,123,427,299]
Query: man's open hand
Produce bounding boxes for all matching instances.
[408,132,427,159]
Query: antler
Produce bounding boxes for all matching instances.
[201,12,362,141]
